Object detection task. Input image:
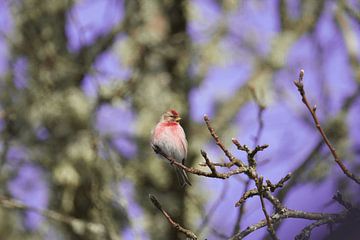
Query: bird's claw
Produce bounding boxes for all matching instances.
[152,144,177,166]
[152,144,160,154]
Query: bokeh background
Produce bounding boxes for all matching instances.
[0,0,359,239]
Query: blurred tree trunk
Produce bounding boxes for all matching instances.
[122,0,192,239]
[2,1,124,239]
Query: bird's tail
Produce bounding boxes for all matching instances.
[175,167,191,187]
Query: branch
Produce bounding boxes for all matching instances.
[232,179,251,235]
[294,69,360,184]
[149,194,197,240]
[266,173,292,192]
[343,1,360,24]
[230,207,346,240]
[333,191,360,216]
[248,85,266,146]
[294,218,334,240]
[197,182,229,234]
[152,116,250,180]
[235,188,259,207]
[335,3,360,84]
[0,196,105,235]
[294,193,360,240]
[200,149,218,175]
[0,110,14,172]
[75,22,124,83]
[256,176,279,240]
[204,115,246,168]
[235,173,291,207]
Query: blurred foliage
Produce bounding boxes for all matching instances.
[0,0,359,239]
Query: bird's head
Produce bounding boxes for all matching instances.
[162,109,182,123]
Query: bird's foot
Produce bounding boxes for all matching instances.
[152,144,160,154]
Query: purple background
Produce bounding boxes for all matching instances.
[0,0,359,239]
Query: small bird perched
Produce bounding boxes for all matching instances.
[151,109,191,186]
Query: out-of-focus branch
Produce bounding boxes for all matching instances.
[75,22,124,84]
[232,179,251,235]
[96,77,136,105]
[149,194,197,240]
[206,0,325,138]
[278,0,293,30]
[256,177,279,240]
[294,69,360,184]
[343,1,360,24]
[0,110,16,172]
[294,193,360,240]
[249,85,266,147]
[0,196,105,236]
[335,4,360,83]
[276,140,323,201]
[197,181,229,234]
[333,191,360,214]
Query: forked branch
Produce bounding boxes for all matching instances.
[294,69,360,184]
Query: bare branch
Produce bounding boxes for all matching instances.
[232,179,251,235]
[152,145,247,179]
[249,85,266,146]
[256,176,279,240]
[235,188,259,207]
[294,218,334,240]
[230,207,346,240]
[343,1,360,24]
[200,149,218,175]
[149,194,198,240]
[294,69,360,184]
[204,115,246,168]
[266,173,292,192]
[0,196,105,236]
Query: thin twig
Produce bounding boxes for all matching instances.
[266,173,292,192]
[256,177,279,240]
[149,194,197,240]
[232,179,251,235]
[249,85,266,147]
[197,182,229,234]
[200,149,218,175]
[235,188,259,207]
[204,115,246,168]
[294,69,360,184]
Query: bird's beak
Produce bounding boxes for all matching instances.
[175,117,181,122]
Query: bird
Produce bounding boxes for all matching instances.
[151,109,191,186]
